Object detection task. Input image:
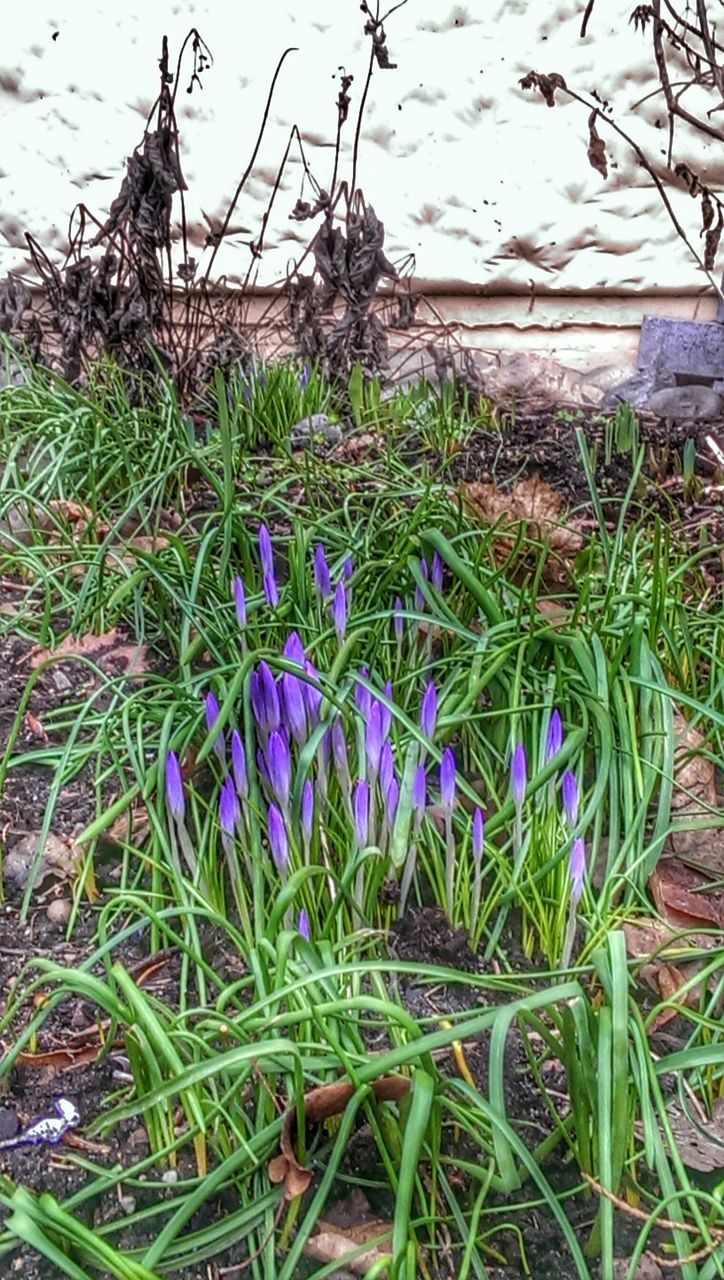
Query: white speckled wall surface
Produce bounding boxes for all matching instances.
[0,2,721,306]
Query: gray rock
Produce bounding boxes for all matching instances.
[601,367,658,411]
[646,384,723,421]
[289,413,342,449]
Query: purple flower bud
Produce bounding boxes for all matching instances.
[332,580,347,643]
[331,717,350,791]
[301,779,314,844]
[258,523,274,580]
[267,729,292,809]
[472,807,485,863]
[570,836,586,905]
[545,709,563,764]
[343,556,354,581]
[431,552,444,592]
[413,764,427,825]
[355,668,371,720]
[298,907,311,939]
[440,747,457,812]
[379,740,395,799]
[205,691,225,761]
[385,776,400,826]
[366,702,384,777]
[256,748,270,786]
[511,744,527,811]
[393,597,404,639]
[354,778,370,847]
[165,751,185,821]
[314,544,332,600]
[231,730,248,799]
[220,776,241,837]
[268,803,289,873]
[281,672,307,744]
[234,576,247,628]
[562,769,579,827]
[263,571,279,609]
[257,661,281,734]
[420,681,438,742]
[299,363,311,391]
[303,659,322,724]
[283,631,305,665]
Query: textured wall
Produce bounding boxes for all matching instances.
[0,0,721,297]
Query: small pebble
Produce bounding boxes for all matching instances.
[46,898,72,925]
[161,1168,179,1184]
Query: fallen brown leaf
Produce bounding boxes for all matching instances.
[649,859,724,931]
[28,628,148,677]
[268,1075,411,1200]
[462,474,583,556]
[667,711,724,873]
[304,1220,392,1276]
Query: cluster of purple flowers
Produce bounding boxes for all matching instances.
[513,708,584,903]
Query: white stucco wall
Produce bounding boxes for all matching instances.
[0,0,721,299]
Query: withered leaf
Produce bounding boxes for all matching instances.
[519,70,567,108]
[268,1075,410,1200]
[704,205,723,271]
[648,859,724,931]
[587,111,608,179]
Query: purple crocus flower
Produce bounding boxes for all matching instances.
[332,580,347,643]
[258,661,281,734]
[354,778,370,847]
[314,544,332,600]
[263,572,279,609]
[283,631,305,666]
[420,681,438,742]
[268,803,289,874]
[355,668,371,720]
[220,776,241,839]
[511,744,527,811]
[440,747,457,812]
[343,556,354,581]
[331,717,351,793]
[301,779,315,845]
[298,907,311,940]
[562,770,579,827]
[545,710,563,764]
[205,691,225,761]
[299,363,311,391]
[165,751,185,821]
[570,837,586,904]
[379,740,395,800]
[385,776,400,826]
[303,660,323,725]
[366,702,384,778]
[472,807,485,863]
[234,576,247,628]
[258,523,274,580]
[231,730,248,800]
[431,552,444,592]
[393,597,404,640]
[267,729,292,810]
[281,671,307,744]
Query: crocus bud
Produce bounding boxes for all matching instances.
[299,364,311,390]
[234,576,247,628]
[385,776,400,827]
[355,668,371,720]
[281,671,307,744]
[165,751,185,821]
[393,597,404,640]
[332,580,347,643]
[298,907,311,939]
[366,702,384,778]
[331,717,350,793]
[220,776,241,839]
[562,770,579,827]
[570,836,586,904]
[267,729,292,810]
[545,709,563,764]
[303,659,322,724]
[301,779,315,845]
[420,681,438,742]
[354,778,370,848]
[268,803,289,873]
[263,572,279,609]
[314,544,332,600]
[258,661,281,734]
[343,556,354,581]
[205,691,225,762]
[283,631,305,665]
[258,523,274,580]
[431,552,444,592]
[379,740,395,800]
[472,807,485,863]
[231,730,248,799]
[440,747,456,813]
[511,744,527,812]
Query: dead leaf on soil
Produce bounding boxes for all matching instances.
[268,1075,410,1200]
[462,474,583,557]
[663,1096,724,1173]
[24,712,49,743]
[304,1220,392,1276]
[28,628,148,677]
[3,832,80,894]
[667,711,724,873]
[648,859,724,932]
